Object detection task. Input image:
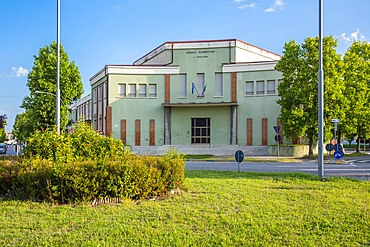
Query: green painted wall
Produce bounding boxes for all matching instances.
[236,71,282,145]
[170,106,231,145]
[108,74,166,146]
[169,47,232,103]
[90,44,282,147]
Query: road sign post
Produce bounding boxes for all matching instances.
[234,150,244,172]
[273,126,281,158]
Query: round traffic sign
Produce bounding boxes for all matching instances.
[333,151,344,159]
[325,143,333,152]
[274,135,281,142]
[235,150,244,163]
[333,144,343,152]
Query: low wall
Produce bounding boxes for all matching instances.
[130,145,270,156]
[268,145,318,157]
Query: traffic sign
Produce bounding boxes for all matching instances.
[235,150,244,163]
[235,150,244,172]
[333,151,344,159]
[274,135,281,142]
[325,143,333,152]
[333,144,343,152]
[273,126,280,134]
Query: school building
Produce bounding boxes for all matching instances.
[74,39,284,155]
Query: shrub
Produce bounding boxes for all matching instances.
[23,121,130,163]
[0,150,185,203]
[1,123,185,203]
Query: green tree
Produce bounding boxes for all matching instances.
[19,41,83,137]
[275,36,347,155]
[0,114,7,143]
[13,112,34,143]
[342,41,370,152]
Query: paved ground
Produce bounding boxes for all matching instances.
[185,153,370,181]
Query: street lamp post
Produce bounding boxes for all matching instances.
[56,0,61,134]
[35,90,65,130]
[35,90,64,105]
[318,0,324,178]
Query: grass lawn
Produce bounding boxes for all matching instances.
[0,171,369,246]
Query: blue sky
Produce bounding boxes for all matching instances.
[0,0,369,132]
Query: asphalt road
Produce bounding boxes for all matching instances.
[185,159,370,181]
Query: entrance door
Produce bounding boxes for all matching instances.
[191,118,210,144]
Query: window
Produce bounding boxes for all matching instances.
[118,84,126,97]
[191,118,210,144]
[267,80,276,95]
[197,73,205,97]
[138,84,147,97]
[103,82,107,99]
[179,74,187,98]
[149,84,157,98]
[215,73,223,97]
[128,84,136,97]
[98,85,102,101]
[256,80,264,95]
[246,81,254,96]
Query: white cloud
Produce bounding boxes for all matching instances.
[11,66,29,77]
[237,3,257,9]
[0,66,29,78]
[232,0,257,9]
[338,28,367,44]
[264,0,284,12]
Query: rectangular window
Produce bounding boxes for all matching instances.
[191,118,210,144]
[267,80,276,95]
[103,82,107,99]
[197,73,205,97]
[128,84,136,97]
[98,85,102,101]
[149,84,157,98]
[246,81,254,96]
[256,80,264,95]
[179,74,187,98]
[215,73,223,97]
[138,84,147,97]
[118,84,126,97]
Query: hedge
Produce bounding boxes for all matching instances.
[0,154,185,203]
[0,122,185,203]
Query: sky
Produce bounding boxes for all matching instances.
[0,0,369,132]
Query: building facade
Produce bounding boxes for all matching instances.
[68,93,92,126]
[88,39,283,150]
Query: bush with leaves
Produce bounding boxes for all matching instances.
[0,151,185,203]
[23,121,130,163]
[2,126,185,203]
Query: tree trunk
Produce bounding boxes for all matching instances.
[356,136,361,153]
[337,131,342,144]
[308,136,314,156]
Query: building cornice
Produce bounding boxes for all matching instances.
[90,65,179,86]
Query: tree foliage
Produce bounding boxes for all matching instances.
[342,41,370,152]
[275,36,347,155]
[0,114,7,143]
[15,41,83,139]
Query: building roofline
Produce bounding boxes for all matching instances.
[133,39,281,65]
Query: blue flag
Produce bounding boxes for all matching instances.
[191,82,195,94]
